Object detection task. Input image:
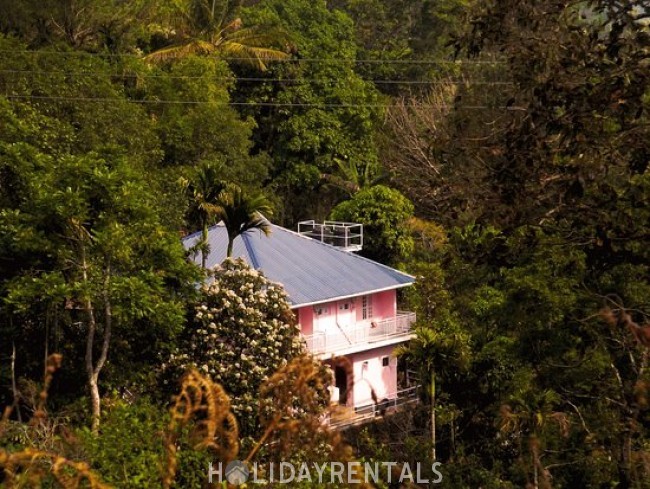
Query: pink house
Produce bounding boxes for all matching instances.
[183,220,417,424]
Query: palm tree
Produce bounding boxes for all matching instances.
[321,157,386,196]
[499,388,570,489]
[145,0,290,70]
[218,183,273,257]
[182,162,226,269]
[395,324,470,461]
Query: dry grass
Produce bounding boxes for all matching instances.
[0,354,109,488]
[1,353,373,488]
[162,369,239,488]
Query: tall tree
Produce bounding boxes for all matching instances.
[163,258,309,436]
[383,1,650,485]
[2,150,195,431]
[329,185,414,264]
[236,0,383,225]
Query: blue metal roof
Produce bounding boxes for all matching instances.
[182,223,415,308]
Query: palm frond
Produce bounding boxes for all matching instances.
[217,41,290,71]
[144,39,216,63]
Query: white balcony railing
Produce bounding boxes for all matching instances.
[328,385,420,429]
[302,311,416,355]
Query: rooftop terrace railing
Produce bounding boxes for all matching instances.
[297,220,363,252]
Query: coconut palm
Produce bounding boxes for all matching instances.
[218,183,273,257]
[145,0,290,70]
[182,162,226,269]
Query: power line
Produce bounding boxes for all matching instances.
[4,94,525,110]
[0,69,514,85]
[0,49,506,65]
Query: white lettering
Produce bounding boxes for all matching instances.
[347,462,361,483]
[296,463,311,483]
[208,462,222,483]
[251,463,266,483]
[400,462,414,482]
[330,462,345,483]
[416,462,429,483]
[383,462,397,483]
[279,462,295,483]
[313,462,328,481]
[364,462,380,484]
[431,462,444,484]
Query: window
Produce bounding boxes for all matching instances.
[339,302,350,311]
[362,295,373,320]
[383,356,397,367]
[315,306,329,316]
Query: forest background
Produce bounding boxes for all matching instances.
[0,0,648,488]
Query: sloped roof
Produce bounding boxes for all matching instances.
[182,223,414,308]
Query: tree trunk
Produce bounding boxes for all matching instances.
[89,374,101,433]
[430,368,436,461]
[618,424,632,489]
[227,238,234,258]
[84,289,100,431]
[81,241,113,433]
[11,342,21,422]
[201,225,208,269]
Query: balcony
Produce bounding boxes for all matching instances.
[328,385,420,430]
[302,311,416,356]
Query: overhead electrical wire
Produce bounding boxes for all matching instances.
[1,53,515,109]
[0,69,514,85]
[0,49,507,65]
[3,94,525,110]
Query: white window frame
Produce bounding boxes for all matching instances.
[362,295,373,320]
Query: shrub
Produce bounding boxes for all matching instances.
[76,398,165,488]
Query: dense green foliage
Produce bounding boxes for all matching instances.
[329,185,414,264]
[0,0,648,487]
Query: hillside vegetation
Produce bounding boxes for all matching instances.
[0,1,648,487]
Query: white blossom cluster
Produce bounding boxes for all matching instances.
[166,257,305,435]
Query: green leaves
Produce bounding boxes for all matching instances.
[0,91,198,409]
[330,185,414,264]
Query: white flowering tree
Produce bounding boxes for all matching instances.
[166,257,306,435]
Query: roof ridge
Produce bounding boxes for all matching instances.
[242,232,261,269]
[273,224,415,280]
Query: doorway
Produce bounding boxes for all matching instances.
[334,366,348,406]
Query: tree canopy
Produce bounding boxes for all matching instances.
[0,0,648,486]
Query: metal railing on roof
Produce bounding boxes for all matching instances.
[297,220,363,252]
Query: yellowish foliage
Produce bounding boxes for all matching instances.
[1,354,373,488]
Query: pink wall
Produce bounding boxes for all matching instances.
[349,345,398,407]
[298,291,403,408]
[297,307,313,336]
[372,290,397,320]
[296,289,397,338]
